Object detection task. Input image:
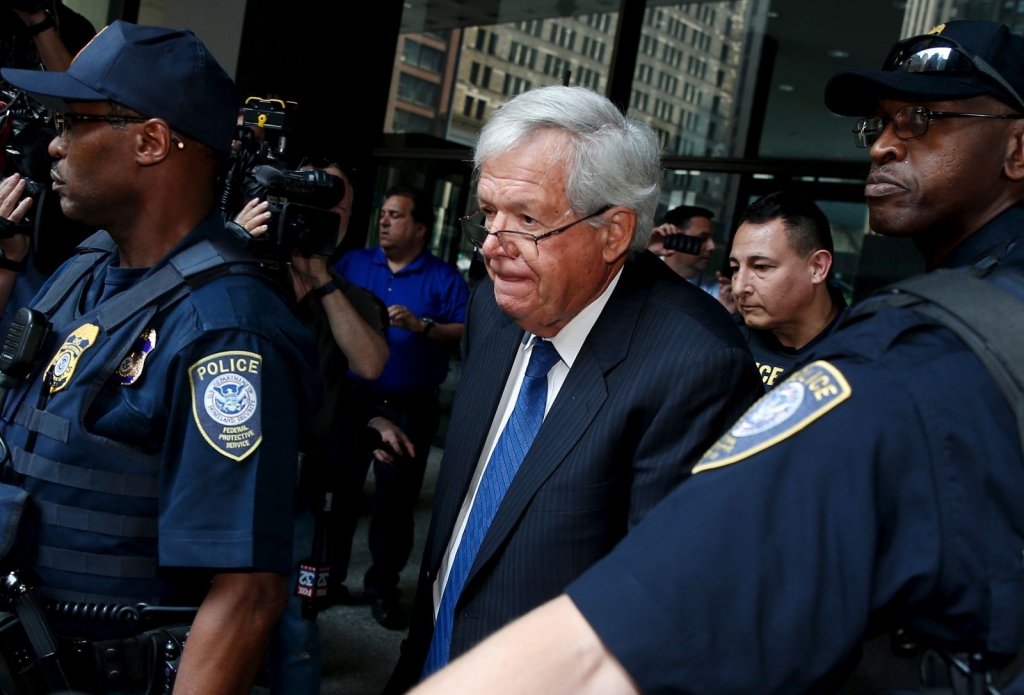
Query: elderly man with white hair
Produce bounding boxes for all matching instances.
[384,85,762,694]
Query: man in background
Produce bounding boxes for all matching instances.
[647,204,720,298]
[235,158,390,693]
[730,191,847,389]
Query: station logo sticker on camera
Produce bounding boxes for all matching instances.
[46,323,100,394]
[189,350,263,461]
[692,360,851,474]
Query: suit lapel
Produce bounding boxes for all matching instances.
[466,255,655,583]
[428,305,522,571]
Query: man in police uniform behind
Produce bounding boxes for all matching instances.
[407,19,1024,695]
[0,21,320,694]
[731,191,848,390]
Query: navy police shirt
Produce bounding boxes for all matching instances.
[567,204,1024,693]
[738,285,848,391]
[0,215,321,628]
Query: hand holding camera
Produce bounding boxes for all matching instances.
[0,173,33,268]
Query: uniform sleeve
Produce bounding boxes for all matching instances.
[157,328,318,575]
[567,359,945,694]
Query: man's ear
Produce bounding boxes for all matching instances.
[1003,120,1024,182]
[808,249,833,285]
[135,119,174,166]
[602,207,636,263]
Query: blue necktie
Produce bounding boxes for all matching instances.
[422,339,561,678]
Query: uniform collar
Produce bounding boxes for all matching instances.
[145,211,232,277]
[939,202,1024,270]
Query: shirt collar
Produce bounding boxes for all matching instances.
[521,266,624,368]
[371,246,431,273]
[939,202,1024,270]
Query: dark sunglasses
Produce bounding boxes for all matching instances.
[882,34,1024,113]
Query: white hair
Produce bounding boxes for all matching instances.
[474,86,662,253]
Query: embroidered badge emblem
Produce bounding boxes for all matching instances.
[692,360,852,474]
[189,350,263,461]
[116,327,157,386]
[46,323,100,394]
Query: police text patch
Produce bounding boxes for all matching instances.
[692,360,851,473]
[189,350,263,461]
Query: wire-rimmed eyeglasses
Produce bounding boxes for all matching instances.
[460,206,611,260]
[853,105,1024,148]
[53,112,149,137]
[849,34,1024,147]
[53,111,186,149]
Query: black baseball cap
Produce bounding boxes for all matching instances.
[1,21,238,154]
[824,20,1024,116]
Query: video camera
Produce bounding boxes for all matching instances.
[220,97,343,261]
[0,88,94,274]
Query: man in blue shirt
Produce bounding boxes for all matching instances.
[334,185,468,628]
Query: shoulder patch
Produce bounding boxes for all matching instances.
[692,360,851,474]
[189,350,263,461]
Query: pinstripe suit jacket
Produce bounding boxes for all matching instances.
[386,251,762,692]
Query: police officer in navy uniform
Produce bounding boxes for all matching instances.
[731,192,848,391]
[0,22,320,694]
[405,19,1024,695]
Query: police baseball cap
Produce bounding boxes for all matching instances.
[824,20,1024,116]
[1,21,238,154]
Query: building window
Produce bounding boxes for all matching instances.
[402,39,445,73]
[392,108,433,134]
[397,73,440,109]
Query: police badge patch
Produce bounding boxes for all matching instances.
[692,360,851,474]
[46,323,100,394]
[189,350,263,461]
